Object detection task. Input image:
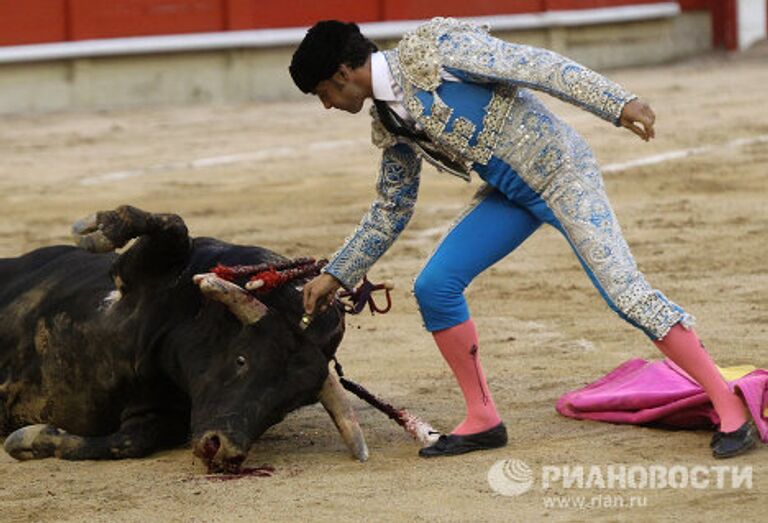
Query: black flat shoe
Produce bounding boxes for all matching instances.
[418,423,508,458]
[711,421,757,459]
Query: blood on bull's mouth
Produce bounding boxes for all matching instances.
[206,454,246,474]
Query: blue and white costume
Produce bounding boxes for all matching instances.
[322,17,693,340]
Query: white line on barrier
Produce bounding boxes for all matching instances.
[80,134,768,186]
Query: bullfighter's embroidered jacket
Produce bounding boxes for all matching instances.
[324,17,636,286]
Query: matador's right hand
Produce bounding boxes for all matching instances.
[620,98,656,142]
[303,273,342,316]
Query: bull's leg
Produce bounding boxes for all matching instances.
[72,205,191,291]
[4,410,188,461]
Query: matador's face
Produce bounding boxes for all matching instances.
[313,69,367,114]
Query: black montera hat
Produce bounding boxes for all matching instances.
[289,20,363,94]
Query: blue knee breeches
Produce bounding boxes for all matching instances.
[413,158,691,339]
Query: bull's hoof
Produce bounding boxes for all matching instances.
[4,424,63,460]
[72,214,116,253]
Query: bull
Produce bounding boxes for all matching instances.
[0,206,368,472]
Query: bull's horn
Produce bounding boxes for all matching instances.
[193,273,268,324]
[318,370,369,462]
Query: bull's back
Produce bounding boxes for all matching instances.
[0,246,115,316]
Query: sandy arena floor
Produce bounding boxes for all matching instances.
[1,43,766,522]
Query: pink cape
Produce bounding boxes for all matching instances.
[556,358,768,443]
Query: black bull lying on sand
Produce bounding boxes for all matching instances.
[0,206,368,472]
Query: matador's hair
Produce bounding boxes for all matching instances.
[289,20,377,94]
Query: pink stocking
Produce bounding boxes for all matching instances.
[432,319,502,435]
[654,323,748,432]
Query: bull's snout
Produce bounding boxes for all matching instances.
[193,431,247,473]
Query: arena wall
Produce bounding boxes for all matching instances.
[0,2,729,114]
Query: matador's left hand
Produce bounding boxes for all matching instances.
[620,99,656,142]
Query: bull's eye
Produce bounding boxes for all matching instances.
[236,355,247,367]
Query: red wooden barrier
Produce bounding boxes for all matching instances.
[677,0,711,8]
[0,0,67,46]
[711,0,738,49]
[545,0,670,9]
[383,0,545,20]
[225,0,380,30]
[0,1,732,48]
[67,0,225,40]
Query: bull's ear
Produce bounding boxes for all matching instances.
[193,273,268,325]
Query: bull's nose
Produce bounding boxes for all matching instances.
[193,431,247,473]
[200,434,221,461]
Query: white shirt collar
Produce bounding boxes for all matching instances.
[371,52,398,102]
